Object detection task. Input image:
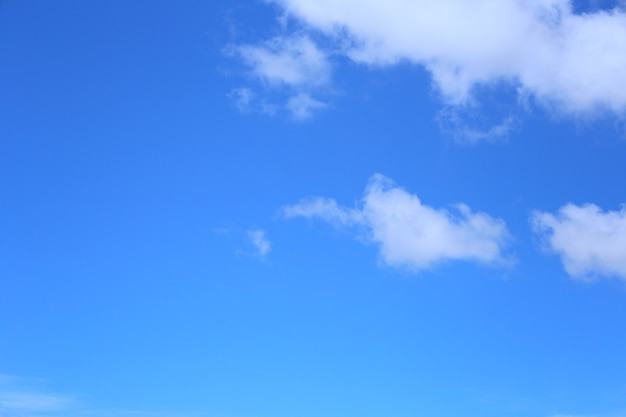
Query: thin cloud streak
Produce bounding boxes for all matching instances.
[0,374,203,417]
[0,375,76,416]
[0,390,74,413]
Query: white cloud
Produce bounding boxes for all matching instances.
[283,174,511,271]
[238,35,330,88]
[229,87,277,116]
[265,0,626,116]
[532,203,626,280]
[283,196,362,226]
[248,229,271,258]
[286,93,326,120]
[234,36,329,120]
[229,87,254,112]
[437,105,519,143]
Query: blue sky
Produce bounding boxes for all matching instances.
[2,1,626,417]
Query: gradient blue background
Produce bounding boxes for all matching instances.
[1,1,626,417]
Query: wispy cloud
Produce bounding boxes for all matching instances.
[0,391,74,413]
[248,229,271,258]
[532,203,626,280]
[0,374,75,416]
[229,87,254,112]
[0,374,200,417]
[228,87,277,116]
[283,174,512,271]
[233,35,329,120]
[285,93,326,120]
[237,35,330,88]
[436,98,521,143]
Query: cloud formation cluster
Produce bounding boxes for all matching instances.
[284,175,626,281]
[232,1,626,282]
[276,0,626,113]
[284,174,511,271]
[533,204,626,280]
[236,0,626,121]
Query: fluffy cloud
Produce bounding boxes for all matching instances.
[248,229,272,258]
[283,174,511,271]
[532,203,626,280]
[264,0,626,115]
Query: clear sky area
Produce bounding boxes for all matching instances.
[2,1,626,417]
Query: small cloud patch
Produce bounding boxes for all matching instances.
[532,203,626,280]
[248,229,272,258]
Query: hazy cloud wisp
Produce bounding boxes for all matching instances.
[238,35,330,88]
[235,35,330,119]
[248,229,272,258]
[0,375,75,417]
